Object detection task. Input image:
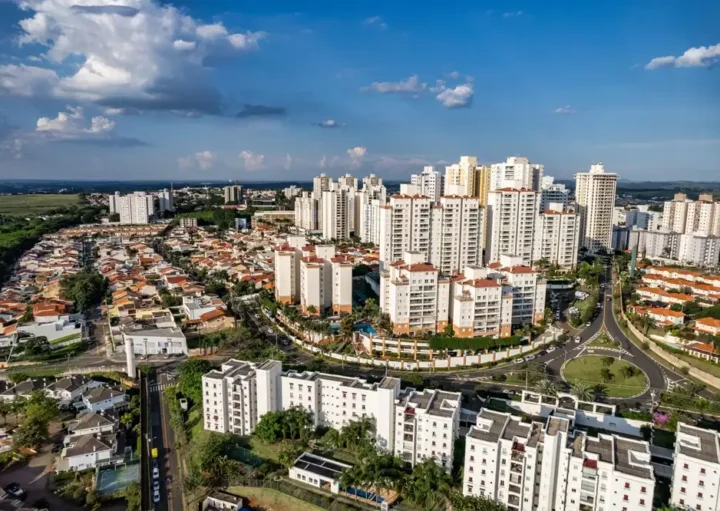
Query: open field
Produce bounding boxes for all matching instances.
[0,194,81,215]
[563,356,648,398]
[227,486,324,511]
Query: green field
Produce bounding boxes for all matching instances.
[563,356,648,398]
[227,486,324,511]
[0,194,81,215]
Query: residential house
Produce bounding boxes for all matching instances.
[81,386,127,413]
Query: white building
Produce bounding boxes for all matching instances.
[486,188,538,266]
[574,163,618,254]
[294,192,319,231]
[433,196,483,275]
[321,188,351,240]
[450,266,513,338]
[446,156,483,196]
[202,359,282,435]
[283,185,302,198]
[157,188,174,212]
[533,204,580,269]
[337,173,358,190]
[663,193,720,236]
[629,228,680,260]
[464,409,655,511]
[312,173,333,200]
[118,192,155,224]
[297,245,353,315]
[59,432,121,472]
[81,386,127,413]
[411,166,444,203]
[671,422,720,511]
[393,388,462,472]
[539,176,569,213]
[626,209,651,230]
[678,233,720,268]
[380,251,450,335]
[121,327,188,356]
[493,256,547,326]
[490,156,543,191]
[379,194,433,268]
[223,185,243,204]
[45,376,102,407]
[273,236,308,304]
[611,226,629,251]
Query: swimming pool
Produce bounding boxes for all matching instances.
[345,487,384,503]
[353,323,377,335]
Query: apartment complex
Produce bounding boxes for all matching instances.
[294,191,319,231]
[411,165,444,203]
[662,193,720,236]
[539,176,570,212]
[379,251,450,335]
[450,266,513,338]
[490,156,543,192]
[486,188,538,266]
[108,191,155,224]
[223,185,243,204]
[463,409,655,511]
[533,204,581,269]
[671,423,720,511]
[574,163,618,254]
[445,156,489,197]
[629,229,720,268]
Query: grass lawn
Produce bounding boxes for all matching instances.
[0,194,81,215]
[7,366,63,380]
[49,332,81,345]
[185,405,204,442]
[563,356,648,398]
[588,334,620,349]
[246,436,287,462]
[227,486,324,511]
[657,344,720,378]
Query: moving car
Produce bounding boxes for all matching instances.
[153,489,161,503]
[526,355,536,361]
[4,483,25,499]
[153,481,160,492]
[586,322,591,327]
[575,336,581,343]
[514,357,525,364]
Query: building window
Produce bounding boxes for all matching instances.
[624,483,630,489]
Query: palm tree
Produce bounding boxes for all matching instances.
[640,315,656,336]
[570,382,593,402]
[403,459,453,509]
[536,379,558,398]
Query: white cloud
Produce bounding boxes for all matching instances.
[315,119,345,128]
[554,105,576,114]
[646,43,720,69]
[347,146,367,169]
[1,0,266,114]
[36,106,116,136]
[179,151,215,171]
[363,16,387,29]
[1,138,24,160]
[435,83,473,108]
[445,71,460,79]
[319,155,327,168]
[239,150,264,171]
[502,10,523,17]
[361,75,426,94]
[283,154,292,170]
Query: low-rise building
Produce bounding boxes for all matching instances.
[695,317,720,336]
[202,490,246,511]
[45,376,102,407]
[81,386,127,413]
[121,326,188,356]
[59,432,123,472]
[0,378,53,402]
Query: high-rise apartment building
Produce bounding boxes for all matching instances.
[490,157,543,191]
[157,188,174,212]
[294,192,319,231]
[273,236,308,304]
[678,233,720,267]
[490,255,547,326]
[539,176,569,212]
[379,194,433,266]
[451,266,513,338]
[108,192,120,215]
[533,203,580,269]
[411,166,444,203]
[486,188,538,265]
[445,156,490,197]
[662,193,720,236]
[463,409,655,511]
[574,163,618,254]
[223,185,243,204]
[379,251,450,335]
[312,173,333,199]
[432,196,483,275]
[337,173,358,190]
[629,229,681,260]
[321,188,351,240]
[118,192,155,224]
[671,422,720,511]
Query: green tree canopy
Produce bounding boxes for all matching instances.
[177,359,213,405]
[61,270,107,313]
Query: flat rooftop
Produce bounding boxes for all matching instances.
[292,452,351,481]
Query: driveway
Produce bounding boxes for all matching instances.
[0,448,82,511]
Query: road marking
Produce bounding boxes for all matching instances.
[150,383,167,392]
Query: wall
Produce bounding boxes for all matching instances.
[574,411,645,437]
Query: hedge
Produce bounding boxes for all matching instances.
[428,335,524,351]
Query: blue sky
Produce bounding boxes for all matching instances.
[0,0,718,181]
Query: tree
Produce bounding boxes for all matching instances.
[23,337,50,356]
[124,481,141,511]
[339,417,376,456]
[638,314,656,335]
[13,418,47,449]
[177,359,212,405]
[60,270,107,313]
[254,408,312,443]
[536,379,558,397]
[340,314,354,339]
[20,305,33,323]
[601,356,614,368]
[449,490,508,510]
[443,323,455,337]
[600,367,613,383]
[570,382,593,401]
[24,391,59,423]
[306,305,317,315]
[403,459,453,509]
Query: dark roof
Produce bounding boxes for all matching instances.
[47,375,92,393]
[84,386,125,404]
[292,452,350,480]
[63,433,115,457]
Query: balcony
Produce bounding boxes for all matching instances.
[510,462,523,474]
[581,482,595,493]
[508,495,520,507]
[509,484,521,495]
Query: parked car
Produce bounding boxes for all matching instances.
[153,481,160,492]
[4,483,25,499]
[153,489,161,503]
[548,346,556,353]
[514,357,525,364]
[51,442,64,453]
[586,322,591,327]
[575,336,581,343]
[153,467,160,480]
[526,355,536,361]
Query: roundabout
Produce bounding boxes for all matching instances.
[561,355,649,399]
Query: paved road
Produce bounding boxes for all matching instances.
[149,370,183,511]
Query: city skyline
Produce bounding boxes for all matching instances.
[0,0,718,181]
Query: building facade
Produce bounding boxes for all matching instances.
[486,188,538,266]
[411,166,445,203]
[574,163,618,254]
[533,205,580,269]
[223,185,243,204]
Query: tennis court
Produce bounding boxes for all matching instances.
[96,462,140,495]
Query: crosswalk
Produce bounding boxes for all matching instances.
[150,383,168,392]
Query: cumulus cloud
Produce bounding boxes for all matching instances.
[554,105,576,114]
[179,151,215,171]
[646,43,720,69]
[445,71,460,79]
[1,0,266,114]
[502,10,523,17]
[347,146,367,169]
[363,16,387,29]
[239,150,264,171]
[361,75,426,94]
[33,105,145,145]
[235,104,286,118]
[435,83,473,108]
[314,119,345,128]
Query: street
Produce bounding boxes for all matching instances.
[148,370,183,511]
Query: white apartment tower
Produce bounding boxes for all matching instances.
[486,188,538,265]
[312,173,333,199]
[273,236,308,304]
[298,245,353,315]
[321,188,351,240]
[379,194,433,267]
[223,185,243,204]
[491,157,543,191]
[411,166,444,203]
[379,251,450,335]
[337,173,358,190]
[663,193,720,236]
[157,188,174,212]
[118,192,154,224]
[432,196,483,275]
[574,163,618,254]
[294,192,319,231]
[394,388,462,472]
[533,203,581,269]
[671,422,720,511]
[445,156,481,196]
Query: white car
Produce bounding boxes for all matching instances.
[525,355,536,361]
[153,489,161,503]
[547,346,556,353]
[153,467,160,480]
[575,336,581,343]
[514,357,525,364]
[153,481,160,492]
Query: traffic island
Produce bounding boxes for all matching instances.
[561,355,649,399]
